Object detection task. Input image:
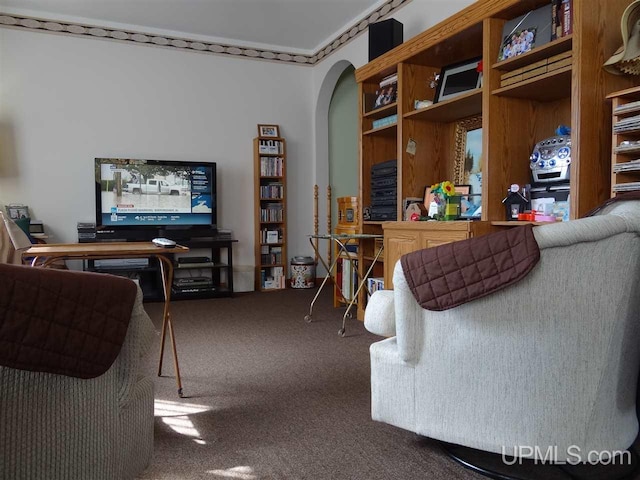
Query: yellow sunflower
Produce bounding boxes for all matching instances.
[441,181,455,196]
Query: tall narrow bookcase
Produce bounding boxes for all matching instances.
[254,132,287,291]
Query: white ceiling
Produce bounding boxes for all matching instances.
[0,0,388,54]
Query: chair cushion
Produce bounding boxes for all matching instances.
[400,224,540,311]
[0,264,137,378]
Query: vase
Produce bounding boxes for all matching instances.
[444,195,461,220]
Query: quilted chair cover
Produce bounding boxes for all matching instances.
[364,200,640,461]
[0,269,156,479]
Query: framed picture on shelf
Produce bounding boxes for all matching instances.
[434,57,482,104]
[6,204,29,220]
[497,3,552,62]
[372,83,397,109]
[453,115,483,204]
[258,124,279,138]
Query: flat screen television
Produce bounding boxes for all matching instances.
[94,158,217,233]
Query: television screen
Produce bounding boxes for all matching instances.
[94,158,216,230]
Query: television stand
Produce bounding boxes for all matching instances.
[84,232,237,302]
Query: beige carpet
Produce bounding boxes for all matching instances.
[136,286,639,480]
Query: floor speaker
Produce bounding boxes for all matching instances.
[368,18,403,62]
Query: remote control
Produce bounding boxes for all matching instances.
[152,237,177,248]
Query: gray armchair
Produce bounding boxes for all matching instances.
[0,265,156,479]
[364,200,640,468]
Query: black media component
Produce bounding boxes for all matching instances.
[368,19,403,62]
[370,159,398,220]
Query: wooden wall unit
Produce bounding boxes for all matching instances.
[354,0,636,297]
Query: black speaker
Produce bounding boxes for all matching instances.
[368,18,403,61]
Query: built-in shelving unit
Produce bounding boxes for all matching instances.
[354,0,636,304]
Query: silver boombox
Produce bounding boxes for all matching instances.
[529,135,571,183]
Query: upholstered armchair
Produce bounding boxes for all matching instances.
[0,264,156,480]
[364,200,640,469]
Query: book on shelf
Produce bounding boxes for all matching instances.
[266,230,279,244]
[261,265,285,289]
[613,159,640,173]
[258,139,284,155]
[561,0,573,37]
[366,277,384,297]
[372,114,397,129]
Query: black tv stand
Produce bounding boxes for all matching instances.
[84,231,237,302]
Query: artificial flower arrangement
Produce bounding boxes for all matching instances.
[410,180,460,221]
[430,180,456,201]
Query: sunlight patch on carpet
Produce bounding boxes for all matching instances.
[207,466,256,479]
[155,399,211,444]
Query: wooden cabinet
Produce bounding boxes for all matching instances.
[354,0,636,295]
[254,134,287,291]
[382,221,496,289]
[607,86,640,197]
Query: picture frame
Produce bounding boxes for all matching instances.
[434,57,482,104]
[258,124,279,138]
[6,203,29,220]
[454,115,483,198]
[497,3,552,62]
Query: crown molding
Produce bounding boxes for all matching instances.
[0,0,410,66]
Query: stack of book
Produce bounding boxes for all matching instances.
[262,266,285,290]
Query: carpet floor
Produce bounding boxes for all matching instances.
[136,287,639,480]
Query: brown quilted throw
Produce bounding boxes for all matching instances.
[400,224,540,311]
[0,264,137,378]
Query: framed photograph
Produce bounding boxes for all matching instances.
[499,27,537,61]
[454,115,483,203]
[258,124,279,138]
[434,57,482,104]
[6,204,29,220]
[498,3,552,62]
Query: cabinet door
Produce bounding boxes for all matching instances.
[384,230,421,289]
[420,231,469,249]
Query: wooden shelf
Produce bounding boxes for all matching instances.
[364,102,397,119]
[404,89,482,123]
[491,66,571,101]
[363,123,397,137]
[491,35,573,72]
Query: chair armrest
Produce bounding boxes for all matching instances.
[364,260,424,363]
[115,284,157,406]
[364,290,396,337]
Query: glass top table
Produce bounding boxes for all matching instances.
[306,233,383,336]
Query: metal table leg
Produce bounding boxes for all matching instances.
[304,236,343,323]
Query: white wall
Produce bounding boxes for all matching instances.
[0,28,313,289]
[0,0,474,288]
